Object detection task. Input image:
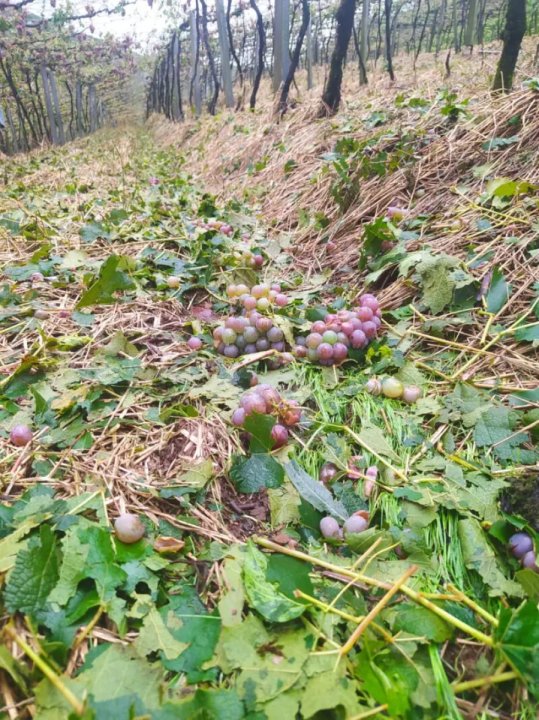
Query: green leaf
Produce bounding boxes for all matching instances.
[80,221,111,243]
[48,528,89,606]
[135,606,188,660]
[285,459,348,520]
[474,407,529,461]
[486,267,512,313]
[59,250,88,270]
[0,518,40,573]
[358,419,401,462]
[174,458,214,489]
[77,526,127,601]
[0,645,28,692]
[482,136,519,151]
[393,605,453,642]
[77,255,135,308]
[244,412,276,453]
[515,569,539,602]
[266,554,313,602]
[267,482,301,526]
[229,454,284,494]
[5,525,59,618]
[515,323,539,343]
[218,548,246,628]
[157,689,245,720]
[71,309,95,326]
[300,672,364,718]
[497,601,539,698]
[101,330,138,357]
[243,543,306,622]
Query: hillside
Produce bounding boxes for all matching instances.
[0,45,539,720]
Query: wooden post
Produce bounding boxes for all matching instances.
[76,83,84,137]
[216,0,234,107]
[48,71,65,145]
[306,14,313,88]
[5,106,19,153]
[273,0,290,90]
[40,65,58,145]
[190,10,202,115]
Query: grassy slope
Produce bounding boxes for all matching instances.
[0,46,538,720]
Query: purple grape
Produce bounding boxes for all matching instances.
[343,515,369,535]
[232,317,249,333]
[311,321,327,334]
[294,345,307,358]
[213,326,224,342]
[243,296,257,310]
[403,385,422,404]
[256,338,270,351]
[333,343,348,362]
[251,284,265,299]
[10,424,33,447]
[235,335,246,350]
[114,514,145,544]
[275,294,288,307]
[217,342,226,355]
[256,317,273,333]
[509,533,533,559]
[522,551,539,572]
[270,283,281,292]
[336,333,350,346]
[306,333,323,349]
[357,307,374,322]
[350,318,364,331]
[270,424,289,448]
[351,330,367,349]
[366,466,378,479]
[252,254,264,268]
[258,384,281,406]
[249,312,262,326]
[373,316,382,329]
[249,373,259,387]
[327,323,341,334]
[361,296,379,313]
[240,393,267,415]
[224,345,240,358]
[320,517,340,539]
[271,341,285,352]
[244,343,257,354]
[363,321,377,339]
[317,343,334,360]
[188,337,202,350]
[280,352,294,365]
[341,322,354,336]
[267,327,284,343]
[243,327,259,343]
[232,408,246,426]
[319,462,338,484]
[295,336,307,346]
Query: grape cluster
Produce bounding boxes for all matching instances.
[365,377,422,404]
[293,294,382,366]
[213,311,293,364]
[196,218,234,236]
[231,385,302,448]
[509,532,538,573]
[226,282,289,311]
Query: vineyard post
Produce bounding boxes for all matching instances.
[40,65,59,145]
[76,83,84,137]
[190,10,202,115]
[216,0,234,107]
[48,71,66,145]
[273,0,290,90]
[306,13,313,88]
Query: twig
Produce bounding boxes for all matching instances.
[452,670,517,693]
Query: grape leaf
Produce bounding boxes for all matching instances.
[80,221,110,243]
[486,266,512,313]
[4,525,59,618]
[48,527,89,606]
[300,672,365,718]
[0,518,39,573]
[77,254,135,308]
[135,606,188,660]
[229,453,284,493]
[358,419,401,462]
[474,407,530,461]
[393,605,453,642]
[156,689,245,720]
[496,602,539,698]
[77,526,127,601]
[218,548,246,628]
[285,459,348,520]
[244,412,276,453]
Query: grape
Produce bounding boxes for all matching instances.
[244,326,259,343]
[325,314,337,324]
[270,283,281,292]
[317,343,334,360]
[416,188,425,198]
[251,284,265,299]
[322,330,338,345]
[225,317,237,329]
[187,337,202,350]
[381,240,396,252]
[224,345,240,358]
[249,312,262,326]
[375,308,382,318]
[271,341,285,352]
[222,328,237,345]
[275,294,288,307]
[382,377,404,399]
[30,272,44,282]
[363,321,377,339]
[294,345,307,358]
[351,329,367,349]
[268,290,278,302]
[239,294,250,305]
[394,544,408,559]
[366,466,378,479]
[226,284,237,297]
[249,373,259,387]
[244,343,257,354]
[319,462,338,484]
[256,338,270,351]
[336,333,349,346]
[258,384,281,406]
[240,393,267,415]
[236,284,249,296]
[372,316,382,329]
[403,385,422,404]
[281,352,294,365]
[232,408,246,426]
[364,479,375,498]
[387,206,407,221]
[364,378,382,395]
[522,551,539,572]
[326,240,337,251]
[167,276,180,288]
[295,336,307,346]
[350,318,363,331]
[252,254,264,269]
[256,317,273,333]
[217,342,226,354]
[10,424,33,446]
[357,307,373,322]
[343,515,369,535]
[361,297,379,313]
[267,327,284,343]
[114,514,145,544]
[509,533,533,559]
[341,321,354,336]
[235,334,246,350]
[319,358,334,366]
[332,343,348,362]
[320,516,340,539]
[234,317,249,333]
[243,295,257,310]
[327,323,341,334]
[306,348,319,362]
[306,333,323,349]
[34,309,50,320]
[311,321,327,334]
[213,326,224,342]
[58,310,71,319]
[221,224,232,234]
[241,233,250,240]
[257,297,271,311]
[270,424,289,448]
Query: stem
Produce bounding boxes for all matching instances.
[4,626,84,715]
[349,705,389,720]
[340,425,408,482]
[72,605,104,650]
[256,538,494,646]
[452,670,517,693]
[446,584,499,626]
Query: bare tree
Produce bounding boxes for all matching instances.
[250,0,266,108]
[200,0,220,114]
[492,0,526,91]
[319,0,356,115]
[280,0,310,111]
[385,0,395,80]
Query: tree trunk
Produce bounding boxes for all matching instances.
[452,0,460,51]
[435,0,447,56]
[250,0,266,108]
[492,0,526,91]
[385,0,395,80]
[319,0,356,115]
[226,0,244,85]
[360,0,370,83]
[279,0,310,111]
[464,0,477,47]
